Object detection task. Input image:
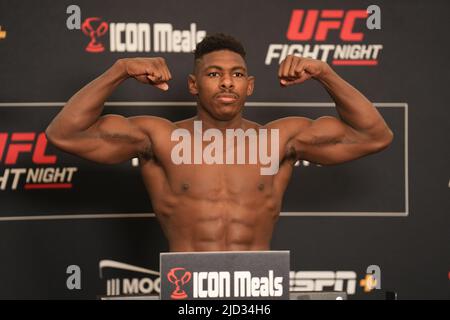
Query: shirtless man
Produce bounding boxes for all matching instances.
[45,34,393,252]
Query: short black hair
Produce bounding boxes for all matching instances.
[194,33,246,61]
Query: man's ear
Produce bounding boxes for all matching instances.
[246,76,255,96]
[188,74,198,95]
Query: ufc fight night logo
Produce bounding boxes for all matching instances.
[265,6,382,66]
[0,132,77,190]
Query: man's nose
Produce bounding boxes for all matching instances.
[220,74,234,89]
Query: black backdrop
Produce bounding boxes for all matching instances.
[0,0,448,299]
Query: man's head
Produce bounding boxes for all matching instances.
[188,33,255,121]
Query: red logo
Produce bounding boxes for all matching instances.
[167,267,192,299]
[287,9,368,42]
[81,17,108,53]
[0,132,56,164]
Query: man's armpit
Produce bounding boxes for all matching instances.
[138,142,155,162]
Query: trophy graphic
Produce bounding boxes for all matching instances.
[81,17,108,53]
[167,267,192,299]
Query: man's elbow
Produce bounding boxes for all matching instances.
[371,128,394,152]
[45,125,61,146]
[45,126,55,143]
[45,125,69,149]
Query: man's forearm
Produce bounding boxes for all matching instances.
[317,67,393,139]
[46,59,128,139]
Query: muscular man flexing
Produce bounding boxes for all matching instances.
[45,34,393,252]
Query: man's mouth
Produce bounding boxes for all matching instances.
[215,93,238,103]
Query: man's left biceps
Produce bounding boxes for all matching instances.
[315,143,366,165]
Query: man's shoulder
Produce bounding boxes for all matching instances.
[127,115,178,136]
[264,116,312,129]
[242,118,262,129]
[173,116,196,128]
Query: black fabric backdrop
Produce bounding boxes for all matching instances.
[0,0,448,299]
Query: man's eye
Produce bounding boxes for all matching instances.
[234,72,244,77]
[208,72,220,77]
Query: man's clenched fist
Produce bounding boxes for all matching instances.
[278,55,330,87]
[119,57,172,91]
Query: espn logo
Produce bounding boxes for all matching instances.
[290,271,357,295]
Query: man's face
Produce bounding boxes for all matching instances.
[188,50,255,121]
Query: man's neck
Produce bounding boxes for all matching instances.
[195,109,244,132]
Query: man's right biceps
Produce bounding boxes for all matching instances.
[49,137,108,163]
[81,141,137,164]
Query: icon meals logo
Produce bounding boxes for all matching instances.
[65,6,207,53]
[78,17,206,53]
[166,269,284,299]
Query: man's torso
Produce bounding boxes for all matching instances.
[136,117,297,251]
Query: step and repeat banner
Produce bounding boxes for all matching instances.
[0,0,448,299]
